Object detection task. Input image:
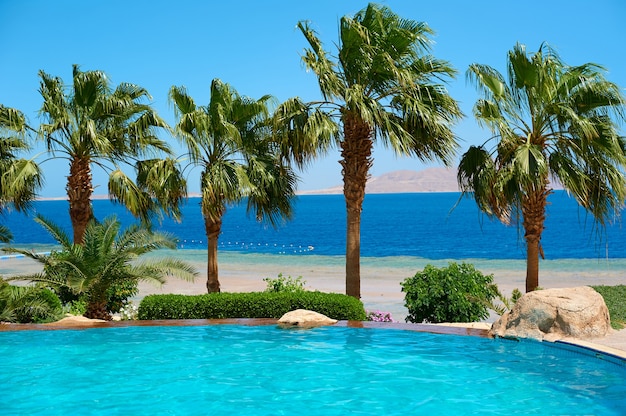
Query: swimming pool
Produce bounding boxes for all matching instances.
[1,325,625,415]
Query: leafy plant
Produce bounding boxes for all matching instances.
[4,215,198,320]
[475,286,523,316]
[106,280,139,313]
[263,273,306,293]
[0,279,62,323]
[401,262,498,323]
[592,285,626,330]
[63,299,87,316]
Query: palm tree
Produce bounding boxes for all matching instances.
[0,104,43,242]
[293,4,462,298]
[457,43,626,292]
[4,215,198,320]
[38,65,186,244]
[170,79,298,293]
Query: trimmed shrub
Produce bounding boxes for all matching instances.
[138,291,366,321]
[401,262,498,323]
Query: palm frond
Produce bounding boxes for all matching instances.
[108,169,153,225]
[0,224,13,242]
[34,215,73,249]
[1,158,43,212]
[135,158,187,222]
[297,21,343,101]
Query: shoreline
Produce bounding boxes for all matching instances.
[4,250,624,321]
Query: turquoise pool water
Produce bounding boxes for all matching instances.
[1,325,625,415]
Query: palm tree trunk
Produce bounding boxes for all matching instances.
[85,300,111,320]
[205,216,222,293]
[522,187,549,292]
[340,113,372,299]
[67,157,94,244]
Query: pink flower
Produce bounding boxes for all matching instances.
[366,310,393,322]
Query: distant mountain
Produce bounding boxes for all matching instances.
[298,167,460,195]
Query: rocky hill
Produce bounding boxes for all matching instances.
[299,167,460,194]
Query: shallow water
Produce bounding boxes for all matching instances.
[1,325,625,415]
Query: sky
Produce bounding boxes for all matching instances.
[1,0,625,197]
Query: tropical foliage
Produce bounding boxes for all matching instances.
[457,43,626,292]
[0,278,63,323]
[401,262,498,323]
[294,3,462,298]
[0,104,42,242]
[170,79,298,293]
[263,273,306,293]
[37,65,186,243]
[4,215,197,320]
[592,285,626,329]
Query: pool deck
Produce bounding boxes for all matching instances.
[2,318,625,361]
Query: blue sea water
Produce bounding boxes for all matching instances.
[1,191,624,260]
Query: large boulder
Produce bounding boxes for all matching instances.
[277,309,337,328]
[490,286,610,341]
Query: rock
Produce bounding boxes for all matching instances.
[45,315,107,327]
[490,286,610,341]
[277,309,338,328]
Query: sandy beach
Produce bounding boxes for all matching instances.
[132,257,625,319]
[3,254,624,321]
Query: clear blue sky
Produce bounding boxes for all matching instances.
[1,0,625,197]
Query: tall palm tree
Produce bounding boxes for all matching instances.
[0,104,43,242]
[170,79,298,293]
[38,65,186,244]
[5,215,198,320]
[293,4,462,298]
[457,43,626,292]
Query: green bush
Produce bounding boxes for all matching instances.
[138,291,366,321]
[0,280,63,323]
[592,285,626,330]
[401,262,498,324]
[64,299,87,316]
[263,273,306,293]
[106,279,139,313]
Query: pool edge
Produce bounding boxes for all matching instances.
[0,318,490,337]
[3,318,625,363]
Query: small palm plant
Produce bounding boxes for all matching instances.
[481,286,523,316]
[0,278,62,323]
[4,215,197,320]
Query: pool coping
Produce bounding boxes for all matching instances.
[2,318,625,363]
[0,318,491,338]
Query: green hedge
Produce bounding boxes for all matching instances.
[138,291,367,321]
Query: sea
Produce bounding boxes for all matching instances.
[2,191,625,257]
[1,191,625,278]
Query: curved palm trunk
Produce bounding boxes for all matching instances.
[204,216,222,293]
[340,114,373,299]
[522,187,549,292]
[67,157,94,244]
